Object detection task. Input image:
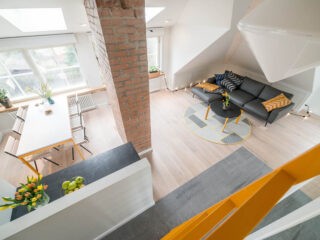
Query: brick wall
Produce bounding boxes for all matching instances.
[84,0,151,152]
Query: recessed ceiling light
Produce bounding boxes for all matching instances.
[164,19,170,24]
[145,7,165,22]
[0,8,67,32]
[80,23,87,27]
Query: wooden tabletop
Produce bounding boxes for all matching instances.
[16,97,72,157]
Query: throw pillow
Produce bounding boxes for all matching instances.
[262,93,292,112]
[220,78,237,92]
[227,71,243,86]
[207,76,216,84]
[196,83,220,92]
[215,73,225,86]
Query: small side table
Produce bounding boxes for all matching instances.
[205,100,243,132]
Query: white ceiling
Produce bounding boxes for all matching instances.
[0,0,89,38]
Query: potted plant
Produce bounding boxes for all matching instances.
[27,81,54,105]
[0,89,12,108]
[148,66,161,78]
[222,92,230,110]
[0,175,49,212]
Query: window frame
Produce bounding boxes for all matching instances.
[0,44,87,103]
[147,36,162,70]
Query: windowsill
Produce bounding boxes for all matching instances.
[0,85,106,113]
[149,71,165,79]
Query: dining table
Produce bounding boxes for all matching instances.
[16,96,85,175]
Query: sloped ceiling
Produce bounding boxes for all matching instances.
[238,0,320,82]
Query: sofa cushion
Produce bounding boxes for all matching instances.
[195,83,220,92]
[191,87,222,103]
[220,78,237,92]
[243,99,269,120]
[262,93,292,112]
[240,77,265,97]
[229,89,256,107]
[258,85,282,101]
[226,71,243,86]
[207,76,216,84]
[215,73,225,86]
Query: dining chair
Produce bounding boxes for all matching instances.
[4,136,60,172]
[70,112,84,130]
[11,118,24,136]
[68,93,81,117]
[71,127,92,160]
[16,107,27,121]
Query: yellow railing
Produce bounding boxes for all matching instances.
[162,144,320,240]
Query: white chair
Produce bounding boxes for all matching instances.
[71,127,92,160]
[0,179,15,225]
[16,107,27,121]
[11,118,24,136]
[4,136,60,172]
[70,113,84,130]
[68,93,81,117]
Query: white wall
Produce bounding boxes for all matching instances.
[75,33,102,87]
[168,0,233,89]
[306,67,320,115]
[0,159,154,240]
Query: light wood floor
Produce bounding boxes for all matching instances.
[1,90,320,201]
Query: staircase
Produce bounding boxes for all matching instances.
[162,144,320,240]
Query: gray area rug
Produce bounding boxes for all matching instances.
[104,147,318,240]
[184,102,252,144]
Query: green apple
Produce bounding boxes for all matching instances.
[68,181,77,190]
[75,176,84,184]
[62,181,70,190]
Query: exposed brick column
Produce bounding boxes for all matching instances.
[84,0,151,152]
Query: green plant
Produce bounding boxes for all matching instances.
[222,92,230,107]
[0,175,48,212]
[148,66,159,73]
[27,81,52,99]
[0,89,8,101]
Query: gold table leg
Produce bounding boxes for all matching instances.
[71,139,85,160]
[205,105,211,120]
[18,157,40,175]
[222,118,229,132]
[235,110,243,124]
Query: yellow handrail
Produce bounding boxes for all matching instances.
[162,144,320,240]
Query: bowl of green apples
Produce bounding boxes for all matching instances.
[61,176,85,195]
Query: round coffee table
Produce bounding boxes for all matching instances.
[204,100,243,132]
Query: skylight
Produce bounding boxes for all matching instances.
[145,7,165,22]
[0,8,67,32]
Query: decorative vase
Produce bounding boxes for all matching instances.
[0,97,12,108]
[222,102,230,110]
[35,192,50,209]
[47,97,55,105]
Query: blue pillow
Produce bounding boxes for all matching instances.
[215,73,225,86]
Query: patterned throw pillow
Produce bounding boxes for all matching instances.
[227,71,243,86]
[262,93,292,112]
[220,78,237,92]
[215,73,225,86]
[195,83,220,92]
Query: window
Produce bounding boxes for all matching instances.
[30,45,84,90]
[147,37,160,70]
[0,50,39,99]
[0,45,85,100]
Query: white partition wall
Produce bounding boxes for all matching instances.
[0,159,154,240]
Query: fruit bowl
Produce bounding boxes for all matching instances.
[61,176,85,195]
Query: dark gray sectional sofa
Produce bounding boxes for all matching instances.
[191,75,295,125]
